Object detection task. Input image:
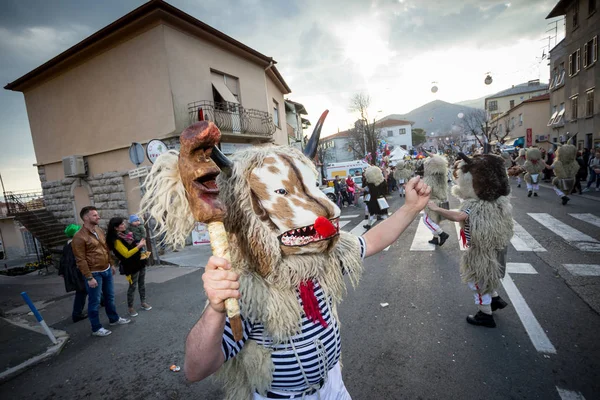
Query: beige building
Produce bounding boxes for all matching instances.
[4,0,292,228]
[491,93,551,149]
[547,0,600,150]
[485,80,549,121]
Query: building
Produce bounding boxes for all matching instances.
[490,93,551,149]
[4,0,292,228]
[320,130,354,163]
[376,118,414,150]
[285,99,310,151]
[485,80,549,120]
[547,0,599,150]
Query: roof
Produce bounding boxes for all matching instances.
[486,81,549,101]
[375,119,414,128]
[491,93,550,122]
[284,99,308,115]
[323,130,351,140]
[4,0,291,93]
[546,0,573,18]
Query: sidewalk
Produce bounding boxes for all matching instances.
[0,249,208,384]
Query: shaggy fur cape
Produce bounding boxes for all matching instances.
[524,148,544,184]
[423,155,448,223]
[552,144,579,190]
[393,161,413,181]
[214,146,364,399]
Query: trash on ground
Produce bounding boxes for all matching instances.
[380,303,389,308]
[170,365,181,372]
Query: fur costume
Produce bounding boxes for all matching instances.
[423,154,449,224]
[363,166,388,224]
[452,153,513,326]
[523,148,544,184]
[393,161,412,182]
[551,144,579,193]
[141,114,366,399]
[500,152,512,169]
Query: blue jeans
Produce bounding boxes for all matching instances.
[72,290,87,319]
[85,268,120,332]
[586,168,600,188]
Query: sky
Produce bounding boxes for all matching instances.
[0,0,564,192]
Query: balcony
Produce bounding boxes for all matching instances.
[188,100,276,139]
[3,190,45,217]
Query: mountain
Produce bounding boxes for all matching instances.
[381,100,478,135]
[456,95,487,110]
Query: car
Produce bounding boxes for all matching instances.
[320,186,337,202]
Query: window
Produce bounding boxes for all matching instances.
[499,124,503,134]
[387,130,393,137]
[399,128,406,135]
[553,103,566,125]
[584,36,598,67]
[571,95,579,120]
[509,100,515,109]
[488,100,498,111]
[519,113,523,126]
[548,105,558,126]
[590,0,596,15]
[569,49,581,76]
[557,64,565,86]
[211,71,240,105]
[572,1,579,29]
[510,117,515,129]
[587,89,595,117]
[273,100,280,127]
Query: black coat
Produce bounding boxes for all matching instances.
[111,239,144,276]
[59,243,86,293]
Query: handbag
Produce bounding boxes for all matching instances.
[377,197,389,210]
[364,194,371,201]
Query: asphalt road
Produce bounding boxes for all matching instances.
[1,180,599,400]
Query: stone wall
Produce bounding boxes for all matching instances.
[42,177,77,225]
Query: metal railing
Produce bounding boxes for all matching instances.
[4,190,45,216]
[188,100,276,137]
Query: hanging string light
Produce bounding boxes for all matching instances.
[484,72,493,85]
[431,81,439,93]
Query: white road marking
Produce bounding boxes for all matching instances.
[340,214,360,219]
[511,220,546,252]
[383,245,390,251]
[563,264,600,277]
[339,220,351,230]
[506,262,538,274]
[569,213,600,229]
[453,222,467,251]
[349,221,367,236]
[501,263,556,354]
[410,217,436,251]
[528,213,600,252]
[556,387,586,400]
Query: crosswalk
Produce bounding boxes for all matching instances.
[339,211,600,254]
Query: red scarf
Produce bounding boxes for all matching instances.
[298,280,327,328]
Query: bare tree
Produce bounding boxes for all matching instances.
[459,109,498,153]
[316,143,333,180]
[492,115,512,144]
[348,93,381,163]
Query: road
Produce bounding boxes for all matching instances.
[1,180,599,400]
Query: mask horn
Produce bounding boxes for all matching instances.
[457,152,472,164]
[211,145,233,178]
[304,110,329,159]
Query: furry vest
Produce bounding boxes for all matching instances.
[424,173,448,223]
[524,161,544,184]
[394,168,412,181]
[459,196,513,294]
[215,231,363,399]
[552,160,579,189]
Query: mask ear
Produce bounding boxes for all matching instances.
[211,145,233,178]
[303,110,329,159]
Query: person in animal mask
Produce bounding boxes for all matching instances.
[523,148,544,197]
[428,153,513,328]
[393,160,413,198]
[363,165,389,230]
[542,143,579,205]
[422,154,450,246]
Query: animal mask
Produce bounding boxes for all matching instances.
[364,166,384,186]
[424,154,448,176]
[526,147,542,162]
[452,153,510,201]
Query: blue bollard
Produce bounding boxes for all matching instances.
[20,292,57,345]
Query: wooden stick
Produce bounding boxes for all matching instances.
[207,221,243,341]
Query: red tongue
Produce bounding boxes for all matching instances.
[314,216,336,238]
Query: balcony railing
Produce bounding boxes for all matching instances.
[188,100,276,138]
[4,190,45,216]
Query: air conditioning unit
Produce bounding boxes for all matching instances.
[62,155,87,178]
[537,134,549,141]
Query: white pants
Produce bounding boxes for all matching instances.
[253,362,351,400]
[516,176,521,185]
[467,282,499,305]
[526,183,539,192]
[422,213,442,235]
[553,187,565,197]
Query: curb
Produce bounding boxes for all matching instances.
[0,317,69,384]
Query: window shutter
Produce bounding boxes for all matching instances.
[583,43,589,68]
[594,36,598,63]
[569,54,573,75]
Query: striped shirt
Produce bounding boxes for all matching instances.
[221,235,367,392]
[463,209,471,246]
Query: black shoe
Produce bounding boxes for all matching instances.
[517,184,521,188]
[527,191,532,197]
[466,311,496,328]
[491,296,508,311]
[72,313,88,323]
[363,224,371,231]
[561,196,570,205]
[438,232,450,246]
[533,192,538,197]
[428,237,439,245]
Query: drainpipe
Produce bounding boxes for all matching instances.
[264,59,276,143]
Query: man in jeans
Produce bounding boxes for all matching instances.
[583,150,600,192]
[72,206,130,337]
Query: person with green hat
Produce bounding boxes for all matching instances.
[59,224,88,323]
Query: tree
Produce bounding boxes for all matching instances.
[316,143,333,180]
[347,93,381,164]
[492,115,512,144]
[412,128,427,146]
[458,109,498,153]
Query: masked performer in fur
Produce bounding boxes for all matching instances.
[513,148,527,188]
[140,113,432,399]
[363,165,390,231]
[544,143,579,205]
[422,154,450,246]
[393,160,413,198]
[524,147,544,198]
[427,153,513,328]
